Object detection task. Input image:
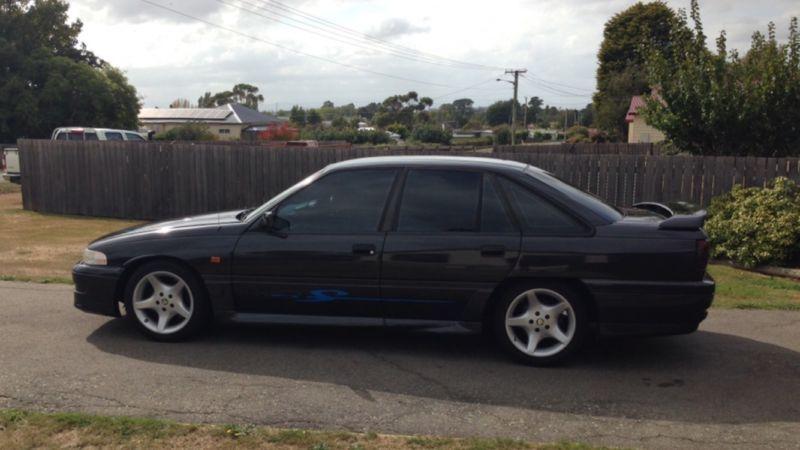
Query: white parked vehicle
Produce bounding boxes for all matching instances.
[2,147,20,183]
[51,127,148,142]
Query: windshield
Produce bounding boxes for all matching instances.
[524,166,623,222]
[241,171,322,222]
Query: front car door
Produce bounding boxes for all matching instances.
[380,168,521,324]
[232,168,399,320]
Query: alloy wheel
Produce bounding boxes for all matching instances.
[131,271,194,335]
[504,288,576,358]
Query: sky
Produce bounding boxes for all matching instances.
[67,0,800,111]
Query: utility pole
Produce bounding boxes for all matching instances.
[503,68,527,145]
[523,96,528,130]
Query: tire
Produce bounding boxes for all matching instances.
[491,282,588,366]
[123,260,210,341]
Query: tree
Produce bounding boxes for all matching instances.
[525,96,543,125]
[373,91,434,128]
[0,0,140,141]
[306,108,322,126]
[289,105,306,126]
[170,98,191,108]
[485,100,522,126]
[197,84,264,109]
[592,1,682,140]
[322,100,334,108]
[451,98,475,128]
[231,83,264,110]
[357,102,380,120]
[643,2,800,156]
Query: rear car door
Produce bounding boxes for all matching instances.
[380,169,521,322]
[232,168,399,319]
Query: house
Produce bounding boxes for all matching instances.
[625,95,665,143]
[138,103,284,140]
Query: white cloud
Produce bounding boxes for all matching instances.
[67,0,800,109]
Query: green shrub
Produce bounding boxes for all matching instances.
[705,177,800,267]
[451,136,493,146]
[386,123,410,139]
[492,125,528,145]
[410,125,452,144]
[300,127,389,145]
[154,123,216,141]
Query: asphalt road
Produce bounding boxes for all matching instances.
[1,280,799,449]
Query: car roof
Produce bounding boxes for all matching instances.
[326,155,532,173]
[54,127,143,134]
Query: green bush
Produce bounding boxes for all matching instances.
[300,127,389,145]
[492,125,528,145]
[386,123,410,139]
[154,123,216,141]
[410,125,452,144]
[705,177,800,267]
[451,136,493,147]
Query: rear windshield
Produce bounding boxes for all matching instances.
[524,166,623,222]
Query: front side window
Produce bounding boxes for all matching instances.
[481,175,517,233]
[105,132,123,141]
[67,132,83,141]
[55,132,66,141]
[84,133,98,141]
[276,169,397,233]
[125,133,145,141]
[397,169,481,232]
[499,178,587,235]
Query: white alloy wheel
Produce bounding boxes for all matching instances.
[504,288,577,358]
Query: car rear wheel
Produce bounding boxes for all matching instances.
[124,261,210,341]
[492,283,587,365]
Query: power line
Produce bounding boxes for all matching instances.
[218,0,493,70]
[247,0,505,71]
[139,0,453,88]
[432,77,504,100]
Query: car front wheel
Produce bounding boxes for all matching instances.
[124,261,210,341]
[493,283,587,365]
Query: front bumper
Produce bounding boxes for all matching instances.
[585,275,715,336]
[72,263,124,317]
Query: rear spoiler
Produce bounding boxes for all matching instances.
[658,210,708,230]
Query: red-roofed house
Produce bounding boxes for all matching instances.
[625,95,665,143]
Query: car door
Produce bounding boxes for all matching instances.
[380,169,521,322]
[231,168,399,319]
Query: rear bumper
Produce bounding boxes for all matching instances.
[72,263,124,317]
[585,275,715,337]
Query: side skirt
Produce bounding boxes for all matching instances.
[224,312,480,332]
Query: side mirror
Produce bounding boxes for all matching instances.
[259,211,289,238]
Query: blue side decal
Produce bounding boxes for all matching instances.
[270,289,456,304]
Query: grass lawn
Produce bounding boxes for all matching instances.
[707,264,800,310]
[0,191,140,283]
[1,191,799,310]
[0,409,608,450]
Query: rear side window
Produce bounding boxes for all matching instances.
[125,133,145,141]
[499,178,587,235]
[397,169,481,232]
[481,176,517,233]
[105,132,123,141]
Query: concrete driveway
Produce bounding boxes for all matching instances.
[1,280,799,449]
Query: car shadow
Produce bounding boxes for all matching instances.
[86,319,800,424]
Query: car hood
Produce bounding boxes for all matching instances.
[91,210,245,245]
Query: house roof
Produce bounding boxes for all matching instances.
[139,103,283,127]
[625,95,646,123]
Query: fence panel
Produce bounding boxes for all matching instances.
[16,139,800,220]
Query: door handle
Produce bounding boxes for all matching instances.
[352,243,377,256]
[480,245,506,257]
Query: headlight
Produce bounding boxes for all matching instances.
[82,249,108,266]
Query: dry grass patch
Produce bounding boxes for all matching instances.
[0,409,611,450]
[0,192,140,282]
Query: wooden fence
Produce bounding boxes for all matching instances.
[494,142,659,155]
[18,139,800,220]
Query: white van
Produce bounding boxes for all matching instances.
[51,127,148,142]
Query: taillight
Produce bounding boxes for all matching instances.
[696,239,710,277]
